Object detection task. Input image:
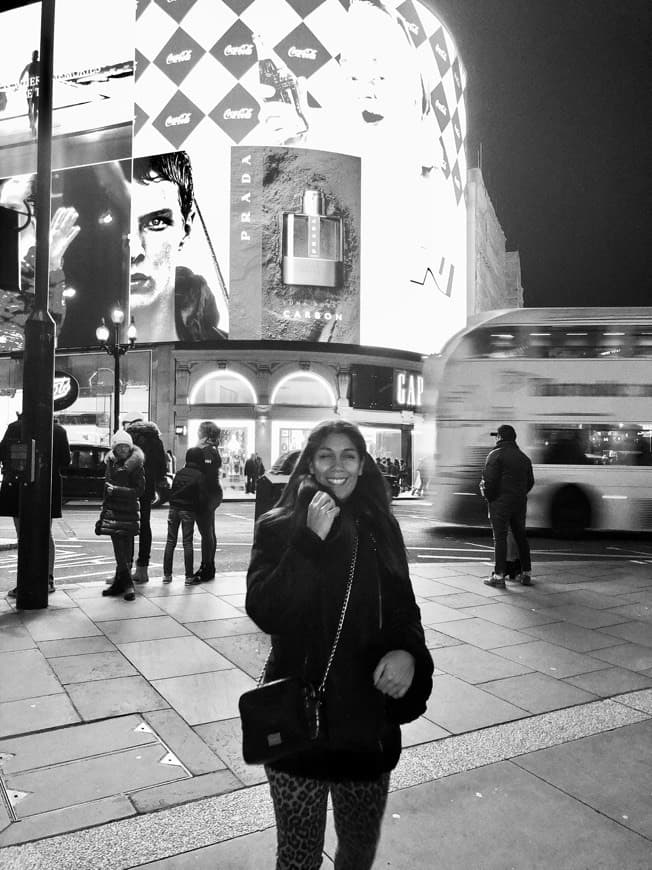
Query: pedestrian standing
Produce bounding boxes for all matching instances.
[191,421,223,583]
[125,420,168,584]
[162,447,207,585]
[480,424,534,588]
[244,452,258,494]
[97,430,145,602]
[246,419,433,870]
[1,413,70,598]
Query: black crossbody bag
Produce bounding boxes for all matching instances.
[239,535,358,765]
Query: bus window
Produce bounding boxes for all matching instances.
[535,427,590,465]
[586,425,650,465]
[632,331,652,357]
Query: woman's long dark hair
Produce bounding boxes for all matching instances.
[266,420,406,577]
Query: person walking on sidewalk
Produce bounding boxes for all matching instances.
[162,447,208,585]
[1,413,70,598]
[96,430,145,602]
[480,424,534,588]
[125,420,168,585]
[246,419,434,870]
[191,421,223,583]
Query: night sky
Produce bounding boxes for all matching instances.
[432,0,650,309]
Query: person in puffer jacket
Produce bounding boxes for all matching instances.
[162,447,208,585]
[97,430,145,601]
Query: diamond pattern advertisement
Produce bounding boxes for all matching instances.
[134,0,468,353]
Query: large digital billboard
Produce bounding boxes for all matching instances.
[0,0,467,355]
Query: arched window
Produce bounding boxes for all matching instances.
[188,371,257,404]
[270,372,336,407]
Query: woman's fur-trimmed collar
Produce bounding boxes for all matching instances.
[108,444,145,470]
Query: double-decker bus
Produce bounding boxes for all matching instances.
[423,307,652,535]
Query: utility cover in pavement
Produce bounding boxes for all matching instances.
[0,714,190,819]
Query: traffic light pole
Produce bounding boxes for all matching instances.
[16,0,56,610]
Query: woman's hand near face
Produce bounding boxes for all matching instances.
[306,490,340,541]
[373,650,415,699]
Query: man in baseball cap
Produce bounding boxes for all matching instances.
[489,424,516,441]
[480,424,534,588]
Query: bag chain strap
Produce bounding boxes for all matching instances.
[256,533,359,690]
[317,532,358,697]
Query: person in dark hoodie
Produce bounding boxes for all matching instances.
[96,430,145,601]
[245,419,433,870]
[125,419,168,584]
[191,420,223,583]
[162,447,208,585]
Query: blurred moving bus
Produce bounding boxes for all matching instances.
[423,307,652,535]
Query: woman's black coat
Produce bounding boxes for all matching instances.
[95,445,145,537]
[246,506,434,781]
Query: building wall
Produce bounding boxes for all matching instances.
[466,167,524,316]
[150,342,428,492]
[505,250,525,308]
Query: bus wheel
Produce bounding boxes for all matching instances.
[551,486,590,538]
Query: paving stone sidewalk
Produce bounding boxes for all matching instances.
[1,558,651,869]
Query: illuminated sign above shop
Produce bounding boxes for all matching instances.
[393,370,423,410]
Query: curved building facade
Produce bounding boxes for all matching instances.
[0,0,467,489]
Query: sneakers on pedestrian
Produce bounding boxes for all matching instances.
[484,573,506,589]
[163,574,173,584]
[185,574,203,586]
[518,572,532,586]
[133,565,149,584]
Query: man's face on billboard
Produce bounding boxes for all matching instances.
[129,173,189,312]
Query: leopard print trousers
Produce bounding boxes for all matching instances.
[265,766,390,870]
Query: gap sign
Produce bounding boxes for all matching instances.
[393,371,423,410]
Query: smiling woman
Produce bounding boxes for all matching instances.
[244,418,433,869]
[309,432,364,506]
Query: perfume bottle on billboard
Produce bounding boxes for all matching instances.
[253,33,308,136]
[281,190,344,288]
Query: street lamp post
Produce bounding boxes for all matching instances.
[96,304,137,433]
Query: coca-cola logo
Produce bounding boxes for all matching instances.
[210,83,259,143]
[165,112,191,127]
[275,24,330,78]
[166,49,193,64]
[155,29,203,85]
[224,44,254,56]
[435,44,448,62]
[288,46,318,60]
[223,107,254,120]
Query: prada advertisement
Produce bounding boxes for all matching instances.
[0,0,467,355]
[229,146,361,343]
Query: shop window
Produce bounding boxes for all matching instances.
[189,371,257,404]
[186,418,255,494]
[270,373,335,407]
